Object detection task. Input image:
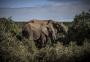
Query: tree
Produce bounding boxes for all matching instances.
[67,10,90,45]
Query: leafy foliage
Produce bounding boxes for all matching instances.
[67,10,90,45]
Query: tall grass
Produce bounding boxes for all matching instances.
[0,18,90,62]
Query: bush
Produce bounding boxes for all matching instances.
[67,10,90,45]
[0,17,37,62]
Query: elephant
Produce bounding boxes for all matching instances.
[22,20,57,48]
[32,20,57,42]
[22,20,68,48]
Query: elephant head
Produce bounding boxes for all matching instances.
[51,22,68,42]
[53,22,68,34]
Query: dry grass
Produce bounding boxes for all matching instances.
[0,18,90,62]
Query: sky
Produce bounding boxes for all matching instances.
[0,0,90,22]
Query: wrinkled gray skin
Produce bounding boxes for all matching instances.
[22,20,68,48]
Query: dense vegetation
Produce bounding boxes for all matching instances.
[0,11,90,62]
[67,11,90,45]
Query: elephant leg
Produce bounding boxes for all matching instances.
[35,35,46,48]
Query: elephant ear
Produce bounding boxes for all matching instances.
[31,27,41,40]
[41,26,49,36]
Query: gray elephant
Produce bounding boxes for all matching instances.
[22,20,68,48]
[22,20,57,48]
